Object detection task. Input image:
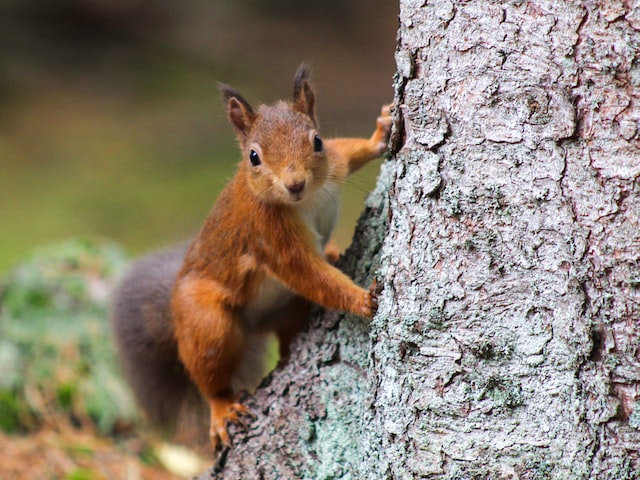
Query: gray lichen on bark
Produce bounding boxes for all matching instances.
[358,0,639,478]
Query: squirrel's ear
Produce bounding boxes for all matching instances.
[219,84,256,137]
[293,63,315,120]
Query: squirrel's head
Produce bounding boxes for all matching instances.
[220,64,329,205]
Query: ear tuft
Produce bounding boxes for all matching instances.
[219,83,256,137]
[293,63,312,96]
[292,63,315,120]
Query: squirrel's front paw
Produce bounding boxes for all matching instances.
[370,104,393,157]
[356,281,379,319]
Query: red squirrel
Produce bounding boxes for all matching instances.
[111,64,391,451]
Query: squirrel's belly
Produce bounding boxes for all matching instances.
[241,275,295,330]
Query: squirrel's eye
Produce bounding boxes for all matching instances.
[313,135,323,153]
[249,149,261,167]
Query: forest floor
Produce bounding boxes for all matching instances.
[0,428,184,480]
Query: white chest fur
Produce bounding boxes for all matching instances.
[299,182,341,249]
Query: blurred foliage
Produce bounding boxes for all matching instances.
[0,238,136,435]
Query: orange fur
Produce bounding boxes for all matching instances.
[171,64,391,450]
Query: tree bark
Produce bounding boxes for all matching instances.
[202,1,640,478]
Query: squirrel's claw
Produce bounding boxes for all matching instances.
[209,398,251,451]
[355,279,380,320]
[370,104,393,156]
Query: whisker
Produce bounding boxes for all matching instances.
[318,180,368,195]
[345,178,375,191]
[322,173,376,193]
[343,177,376,194]
[319,184,340,212]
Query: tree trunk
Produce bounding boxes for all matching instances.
[202,1,640,478]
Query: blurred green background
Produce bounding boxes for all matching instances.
[0,0,398,273]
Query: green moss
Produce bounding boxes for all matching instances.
[57,383,78,411]
[0,239,138,434]
[65,443,95,456]
[65,469,98,480]
[0,389,28,433]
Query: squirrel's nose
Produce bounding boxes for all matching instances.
[286,180,306,194]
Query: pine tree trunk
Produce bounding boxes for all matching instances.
[202,1,640,478]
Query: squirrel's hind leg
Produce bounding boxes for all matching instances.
[208,395,250,449]
[173,278,250,450]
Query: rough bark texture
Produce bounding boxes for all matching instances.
[201,1,640,478]
[367,0,640,478]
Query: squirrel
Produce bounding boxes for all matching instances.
[111,63,391,451]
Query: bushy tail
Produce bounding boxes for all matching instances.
[110,245,208,445]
